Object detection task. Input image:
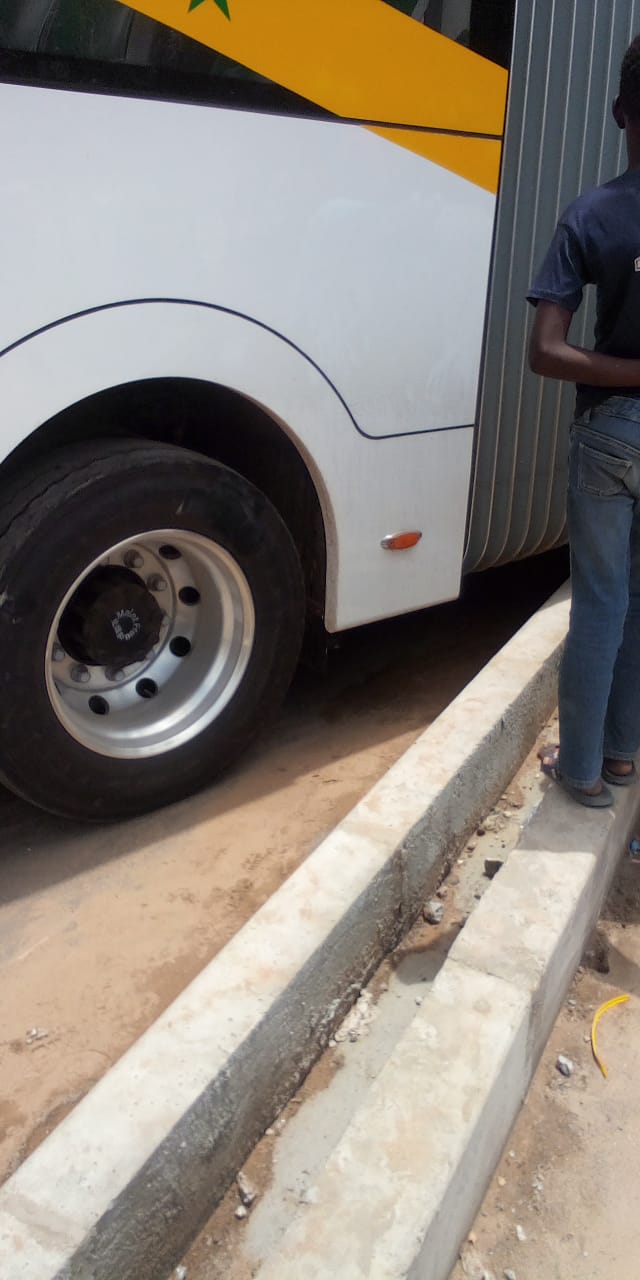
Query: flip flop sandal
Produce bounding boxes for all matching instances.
[602,762,638,786]
[539,746,613,809]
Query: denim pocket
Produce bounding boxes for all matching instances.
[577,442,631,497]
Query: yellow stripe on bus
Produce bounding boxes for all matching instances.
[119,0,507,191]
[371,127,503,193]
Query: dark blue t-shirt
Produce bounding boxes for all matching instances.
[527,168,640,414]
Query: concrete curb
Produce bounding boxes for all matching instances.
[253,753,640,1280]
[0,585,570,1280]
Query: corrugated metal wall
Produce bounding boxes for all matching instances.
[465,0,640,572]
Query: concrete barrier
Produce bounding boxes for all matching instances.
[255,778,638,1279]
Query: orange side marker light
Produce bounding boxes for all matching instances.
[381,531,422,551]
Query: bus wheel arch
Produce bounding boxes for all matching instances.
[1,375,328,639]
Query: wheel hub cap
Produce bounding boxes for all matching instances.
[58,566,164,667]
[45,531,255,760]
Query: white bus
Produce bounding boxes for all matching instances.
[0,1,622,819]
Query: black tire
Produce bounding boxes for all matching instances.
[0,439,305,820]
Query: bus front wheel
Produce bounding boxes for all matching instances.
[0,440,305,820]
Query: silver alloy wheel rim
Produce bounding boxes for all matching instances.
[45,530,255,759]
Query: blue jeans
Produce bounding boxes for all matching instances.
[560,397,640,787]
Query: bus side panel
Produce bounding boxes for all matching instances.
[0,80,486,628]
[0,303,474,631]
[0,83,493,442]
[465,0,640,572]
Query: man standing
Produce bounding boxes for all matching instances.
[528,34,640,806]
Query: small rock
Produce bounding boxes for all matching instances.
[237,1171,257,1206]
[515,1225,527,1243]
[503,809,513,818]
[174,1268,188,1280]
[265,1127,275,1136]
[26,1027,49,1044]
[484,857,504,879]
[436,886,448,899]
[477,826,486,837]
[467,840,477,851]
[498,1177,506,1188]
[556,1054,574,1078]
[457,857,465,865]
[235,1205,248,1220]
[468,1232,477,1245]
[567,997,576,1008]
[504,1270,517,1280]
[299,1185,319,1205]
[483,813,504,833]
[415,995,423,1006]
[424,899,444,925]
[334,990,377,1043]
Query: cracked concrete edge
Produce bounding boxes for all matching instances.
[253,746,640,1280]
[0,583,570,1280]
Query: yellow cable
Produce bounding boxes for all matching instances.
[591,994,630,1078]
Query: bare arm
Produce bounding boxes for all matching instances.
[528,300,640,385]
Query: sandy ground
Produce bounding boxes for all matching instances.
[0,553,567,1187]
[449,851,640,1280]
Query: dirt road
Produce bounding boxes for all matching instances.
[0,553,567,1185]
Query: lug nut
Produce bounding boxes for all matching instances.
[105,667,126,683]
[124,550,144,570]
[179,586,200,606]
[70,664,90,684]
[147,574,167,592]
[52,643,65,662]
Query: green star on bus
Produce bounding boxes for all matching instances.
[188,0,230,17]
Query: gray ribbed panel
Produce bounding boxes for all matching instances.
[465,0,640,572]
